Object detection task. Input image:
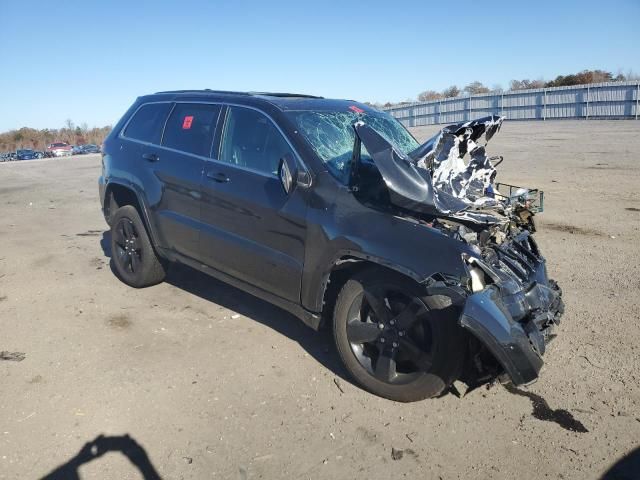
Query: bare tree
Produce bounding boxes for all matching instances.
[510,78,546,91]
[442,85,460,98]
[463,81,491,95]
[0,123,112,152]
[418,90,443,102]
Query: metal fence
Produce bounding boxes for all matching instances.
[384,81,640,126]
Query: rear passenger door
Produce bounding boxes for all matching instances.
[199,105,307,302]
[141,102,221,261]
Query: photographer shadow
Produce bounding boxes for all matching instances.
[40,434,161,480]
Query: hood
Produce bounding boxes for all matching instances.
[410,115,503,204]
[353,116,507,226]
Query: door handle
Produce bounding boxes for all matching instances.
[142,153,159,162]
[206,172,230,183]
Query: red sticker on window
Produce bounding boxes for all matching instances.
[349,105,365,114]
[182,116,194,129]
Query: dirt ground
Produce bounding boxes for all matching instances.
[1,120,639,480]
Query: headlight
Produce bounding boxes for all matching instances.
[469,264,486,292]
[462,254,487,292]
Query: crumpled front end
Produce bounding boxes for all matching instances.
[458,230,564,385]
[351,115,564,386]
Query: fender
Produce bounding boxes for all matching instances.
[309,249,436,315]
[103,179,161,248]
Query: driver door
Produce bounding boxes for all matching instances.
[199,106,308,302]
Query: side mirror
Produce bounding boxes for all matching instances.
[278,154,296,194]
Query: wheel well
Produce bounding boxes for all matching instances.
[105,184,143,225]
[320,257,421,328]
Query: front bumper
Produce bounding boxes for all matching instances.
[459,232,564,385]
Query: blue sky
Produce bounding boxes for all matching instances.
[0,0,638,131]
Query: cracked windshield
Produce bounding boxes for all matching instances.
[288,110,419,183]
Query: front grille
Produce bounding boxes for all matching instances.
[494,232,541,284]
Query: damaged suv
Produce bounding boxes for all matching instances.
[99,90,564,402]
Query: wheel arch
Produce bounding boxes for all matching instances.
[317,253,428,328]
[103,181,159,247]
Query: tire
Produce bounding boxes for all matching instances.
[110,205,167,288]
[333,268,465,402]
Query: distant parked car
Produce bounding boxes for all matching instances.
[16,149,37,160]
[47,142,73,157]
[33,150,45,159]
[72,145,86,155]
[81,144,101,154]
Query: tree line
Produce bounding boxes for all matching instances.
[0,119,112,152]
[368,69,639,108]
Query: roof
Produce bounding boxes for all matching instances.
[150,89,374,113]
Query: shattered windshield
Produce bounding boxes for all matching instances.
[288,110,419,184]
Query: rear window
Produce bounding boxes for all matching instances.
[124,103,171,144]
[161,103,221,157]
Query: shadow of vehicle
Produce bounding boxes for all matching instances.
[601,446,640,480]
[40,434,161,480]
[100,231,350,384]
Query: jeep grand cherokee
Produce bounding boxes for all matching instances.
[99,90,564,402]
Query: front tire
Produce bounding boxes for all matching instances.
[110,205,166,288]
[333,268,465,402]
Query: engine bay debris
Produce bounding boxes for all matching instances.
[353,116,543,231]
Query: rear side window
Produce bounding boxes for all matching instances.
[162,103,221,157]
[220,106,293,175]
[123,103,171,144]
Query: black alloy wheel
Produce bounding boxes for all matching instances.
[346,285,434,385]
[113,217,142,275]
[109,205,167,288]
[333,268,465,402]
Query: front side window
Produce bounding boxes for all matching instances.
[287,110,419,184]
[219,106,293,176]
[162,103,221,157]
[124,103,172,144]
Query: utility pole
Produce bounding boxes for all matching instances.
[586,85,590,120]
[636,80,640,120]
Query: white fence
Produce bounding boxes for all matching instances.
[384,81,640,126]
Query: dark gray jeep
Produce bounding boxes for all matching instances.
[99,90,563,402]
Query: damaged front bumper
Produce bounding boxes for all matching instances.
[457,232,564,385]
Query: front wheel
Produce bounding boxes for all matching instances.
[333,268,465,402]
[110,205,167,288]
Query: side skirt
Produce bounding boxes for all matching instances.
[159,248,322,330]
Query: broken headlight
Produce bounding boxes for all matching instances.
[462,254,487,293]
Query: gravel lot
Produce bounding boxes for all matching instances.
[1,120,639,479]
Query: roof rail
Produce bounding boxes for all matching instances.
[154,89,324,99]
[249,92,324,99]
[154,89,250,95]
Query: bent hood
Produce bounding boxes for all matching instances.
[410,115,504,203]
[354,116,506,225]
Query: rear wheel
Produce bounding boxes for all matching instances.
[110,205,166,288]
[333,268,465,402]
